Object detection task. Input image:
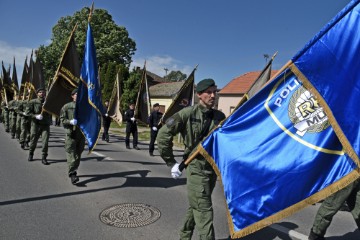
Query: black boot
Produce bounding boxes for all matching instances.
[28,154,33,162]
[41,157,49,165]
[20,142,25,149]
[308,229,325,240]
[70,173,79,185]
[149,152,154,156]
[25,142,29,148]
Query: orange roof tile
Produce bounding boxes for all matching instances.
[220,70,278,94]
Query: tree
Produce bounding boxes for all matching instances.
[37,7,136,86]
[102,62,117,102]
[121,67,141,111]
[166,70,187,82]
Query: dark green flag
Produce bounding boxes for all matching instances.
[43,27,80,116]
[2,61,13,103]
[19,56,29,100]
[107,71,123,126]
[135,64,151,125]
[12,57,19,95]
[161,67,195,124]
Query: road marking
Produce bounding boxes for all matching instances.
[270,224,308,240]
[92,151,113,161]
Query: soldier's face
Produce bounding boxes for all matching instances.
[72,93,77,102]
[197,86,217,108]
[37,90,46,98]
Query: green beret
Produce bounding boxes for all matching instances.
[71,89,78,95]
[196,78,216,93]
[36,87,45,93]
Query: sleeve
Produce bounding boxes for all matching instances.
[148,112,154,128]
[25,101,35,119]
[60,105,71,127]
[124,110,130,122]
[156,110,189,167]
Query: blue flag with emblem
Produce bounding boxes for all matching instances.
[76,23,104,153]
[198,0,360,238]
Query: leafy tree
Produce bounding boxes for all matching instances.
[121,67,141,111]
[166,70,187,82]
[37,7,136,86]
[102,62,117,101]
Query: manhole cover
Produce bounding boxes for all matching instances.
[99,203,161,228]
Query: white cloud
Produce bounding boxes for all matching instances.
[131,55,193,78]
[0,41,32,83]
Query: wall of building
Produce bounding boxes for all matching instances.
[150,97,173,114]
[218,94,243,117]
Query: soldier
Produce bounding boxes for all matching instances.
[25,88,52,165]
[8,94,18,138]
[148,103,163,156]
[1,99,9,132]
[15,95,22,139]
[157,78,225,240]
[308,179,360,240]
[124,102,140,150]
[102,100,111,142]
[19,92,31,149]
[60,89,85,185]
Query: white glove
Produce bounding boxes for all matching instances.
[70,119,77,125]
[35,114,43,120]
[171,163,182,179]
[152,127,157,131]
[130,117,135,122]
[105,113,109,117]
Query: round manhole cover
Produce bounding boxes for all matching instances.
[99,203,161,228]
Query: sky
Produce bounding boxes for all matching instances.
[0,0,351,89]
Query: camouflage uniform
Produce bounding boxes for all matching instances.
[309,179,360,239]
[15,99,22,139]
[8,98,18,138]
[157,104,225,240]
[1,101,9,131]
[60,101,85,177]
[25,97,52,161]
[19,100,31,148]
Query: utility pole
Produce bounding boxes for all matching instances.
[263,54,270,63]
[164,68,169,80]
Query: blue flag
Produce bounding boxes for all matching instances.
[76,23,104,152]
[199,0,360,238]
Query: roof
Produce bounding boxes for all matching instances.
[146,71,166,86]
[219,70,278,94]
[149,81,185,97]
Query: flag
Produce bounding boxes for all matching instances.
[28,53,45,99]
[19,56,29,99]
[75,22,104,153]
[134,64,151,125]
[11,57,19,95]
[43,26,80,116]
[161,67,195,124]
[107,70,123,126]
[198,0,360,238]
[2,61,13,103]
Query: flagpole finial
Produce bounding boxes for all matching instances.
[272,51,278,60]
[88,2,95,22]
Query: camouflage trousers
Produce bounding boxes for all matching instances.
[29,123,50,158]
[65,134,85,176]
[311,179,360,236]
[180,164,217,240]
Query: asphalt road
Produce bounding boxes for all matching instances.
[0,125,359,240]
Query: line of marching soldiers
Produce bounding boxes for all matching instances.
[0,88,51,165]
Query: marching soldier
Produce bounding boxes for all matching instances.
[8,94,19,139]
[25,88,52,165]
[19,92,31,149]
[1,100,9,132]
[148,103,163,156]
[60,89,85,185]
[157,78,226,240]
[124,102,140,150]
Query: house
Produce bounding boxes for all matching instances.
[218,70,278,117]
[149,81,185,114]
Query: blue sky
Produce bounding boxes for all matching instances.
[0,0,350,88]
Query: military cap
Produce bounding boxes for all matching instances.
[153,103,160,107]
[71,89,78,95]
[36,87,45,93]
[196,78,216,93]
